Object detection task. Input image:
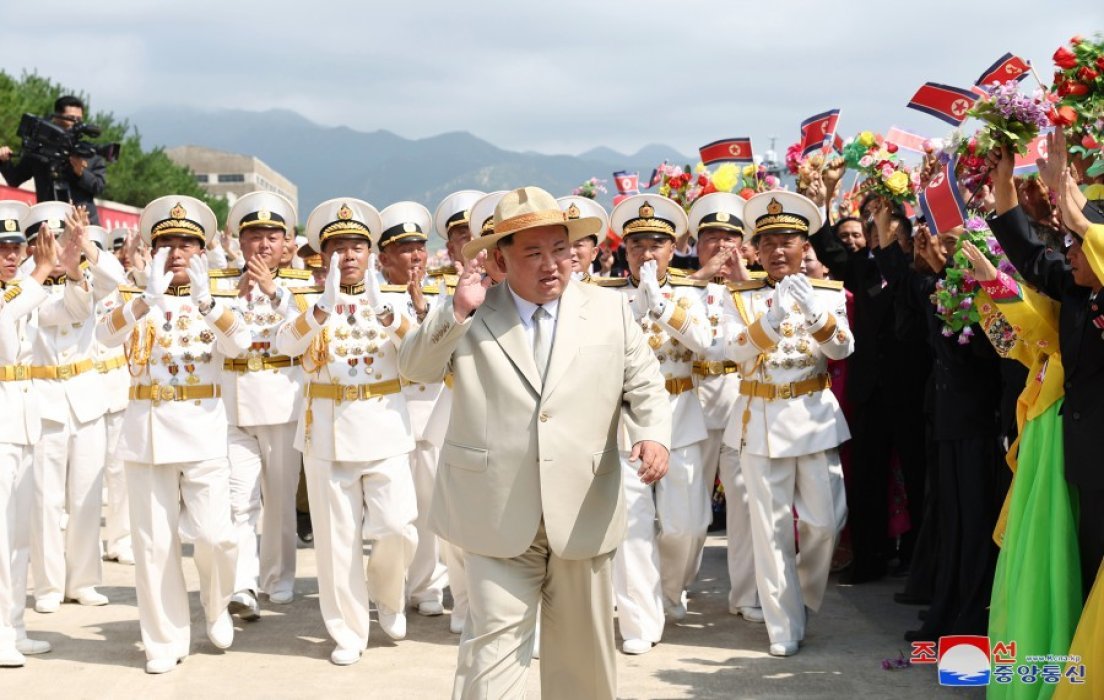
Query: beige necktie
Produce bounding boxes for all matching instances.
[532,306,552,380]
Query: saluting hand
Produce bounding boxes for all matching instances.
[630,440,669,485]
[452,251,491,323]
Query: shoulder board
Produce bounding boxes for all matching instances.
[4,286,22,302]
[590,277,628,287]
[118,285,142,302]
[669,276,708,288]
[428,265,458,276]
[668,267,690,277]
[208,267,243,279]
[810,278,845,291]
[210,289,239,297]
[276,268,311,280]
[421,286,442,295]
[380,284,409,293]
[749,270,768,280]
[730,280,767,292]
[291,286,323,294]
[79,260,91,271]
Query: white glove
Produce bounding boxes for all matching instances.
[787,274,824,324]
[187,255,212,309]
[316,253,341,314]
[638,260,664,315]
[143,248,172,310]
[363,254,391,316]
[764,277,789,329]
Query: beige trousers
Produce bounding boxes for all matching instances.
[305,453,418,651]
[406,440,449,606]
[454,522,616,700]
[126,458,238,662]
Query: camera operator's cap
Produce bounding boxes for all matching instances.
[556,196,608,246]
[376,202,432,251]
[140,196,216,246]
[433,190,485,241]
[689,192,747,239]
[110,228,128,250]
[22,201,75,243]
[744,191,822,242]
[226,191,297,239]
[0,201,31,244]
[462,187,602,259]
[85,226,107,251]
[305,198,381,253]
[610,194,687,241]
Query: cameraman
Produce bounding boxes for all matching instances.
[0,96,107,225]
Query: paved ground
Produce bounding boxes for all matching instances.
[5,532,982,699]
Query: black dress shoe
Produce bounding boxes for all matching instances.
[297,510,313,544]
[893,592,931,605]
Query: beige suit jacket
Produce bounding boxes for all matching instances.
[398,280,671,560]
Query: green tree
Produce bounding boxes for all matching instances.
[0,71,227,223]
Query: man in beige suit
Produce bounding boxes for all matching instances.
[398,186,671,700]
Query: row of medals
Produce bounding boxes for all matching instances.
[152,311,214,385]
[241,296,282,370]
[332,303,381,377]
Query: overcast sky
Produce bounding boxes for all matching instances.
[1,1,1101,158]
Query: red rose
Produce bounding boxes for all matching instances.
[886,142,899,154]
[1054,45,1078,69]
[1078,66,1098,83]
[697,174,709,187]
[700,182,717,196]
[738,188,755,200]
[1066,82,1090,96]
[1097,57,1104,72]
[1071,35,1084,45]
[1049,105,1078,126]
[1083,134,1100,150]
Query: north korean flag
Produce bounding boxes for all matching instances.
[976,53,1031,91]
[885,126,928,155]
[612,171,640,195]
[907,83,978,126]
[918,156,967,234]
[1013,129,1052,175]
[799,110,841,157]
[700,137,754,164]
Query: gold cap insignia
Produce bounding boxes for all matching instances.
[639,202,654,218]
[567,203,581,220]
[337,203,353,221]
[716,211,730,222]
[170,202,187,220]
[47,218,62,230]
[766,198,783,216]
[403,222,417,233]
[258,209,271,221]
[4,219,15,232]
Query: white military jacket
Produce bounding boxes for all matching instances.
[0,277,59,445]
[721,277,854,458]
[209,266,316,427]
[274,279,415,463]
[96,285,251,464]
[693,280,744,431]
[606,274,712,450]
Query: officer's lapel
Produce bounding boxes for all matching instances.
[481,283,542,395]
[542,281,585,398]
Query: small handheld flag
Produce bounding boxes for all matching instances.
[907,83,978,126]
[612,171,640,196]
[699,137,754,164]
[1013,129,1052,175]
[799,110,841,157]
[918,156,968,234]
[975,53,1031,91]
[884,127,929,155]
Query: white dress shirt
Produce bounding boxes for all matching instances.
[506,282,560,351]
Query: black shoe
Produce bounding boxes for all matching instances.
[839,563,887,585]
[893,592,931,606]
[297,510,313,544]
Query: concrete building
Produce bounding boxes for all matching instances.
[166,145,298,215]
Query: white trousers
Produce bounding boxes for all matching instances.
[701,430,759,611]
[32,411,106,603]
[126,459,238,662]
[406,440,448,606]
[0,443,34,645]
[741,449,847,644]
[612,443,709,642]
[102,410,131,558]
[227,423,300,598]
[305,453,418,650]
[443,540,468,629]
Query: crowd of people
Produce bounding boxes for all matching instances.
[0,117,1102,700]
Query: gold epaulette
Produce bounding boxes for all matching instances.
[4,283,22,302]
[729,280,767,292]
[669,276,708,288]
[210,289,239,297]
[427,264,458,277]
[119,285,142,302]
[668,267,690,277]
[380,284,408,293]
[810,278,845,291]
[590,277,627,287]
[291,286,323,295]
[749,270,768,280]
[422,285,443,295]
[208,267,242,279]
[79,260,91,271]
[276,268,311,280]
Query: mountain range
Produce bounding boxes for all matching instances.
[126,107,694,218]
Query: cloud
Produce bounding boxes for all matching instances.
[1,0,1100,157]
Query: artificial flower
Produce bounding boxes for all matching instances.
[885,171,910,196]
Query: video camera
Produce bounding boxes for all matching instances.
[16,112,121,172]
